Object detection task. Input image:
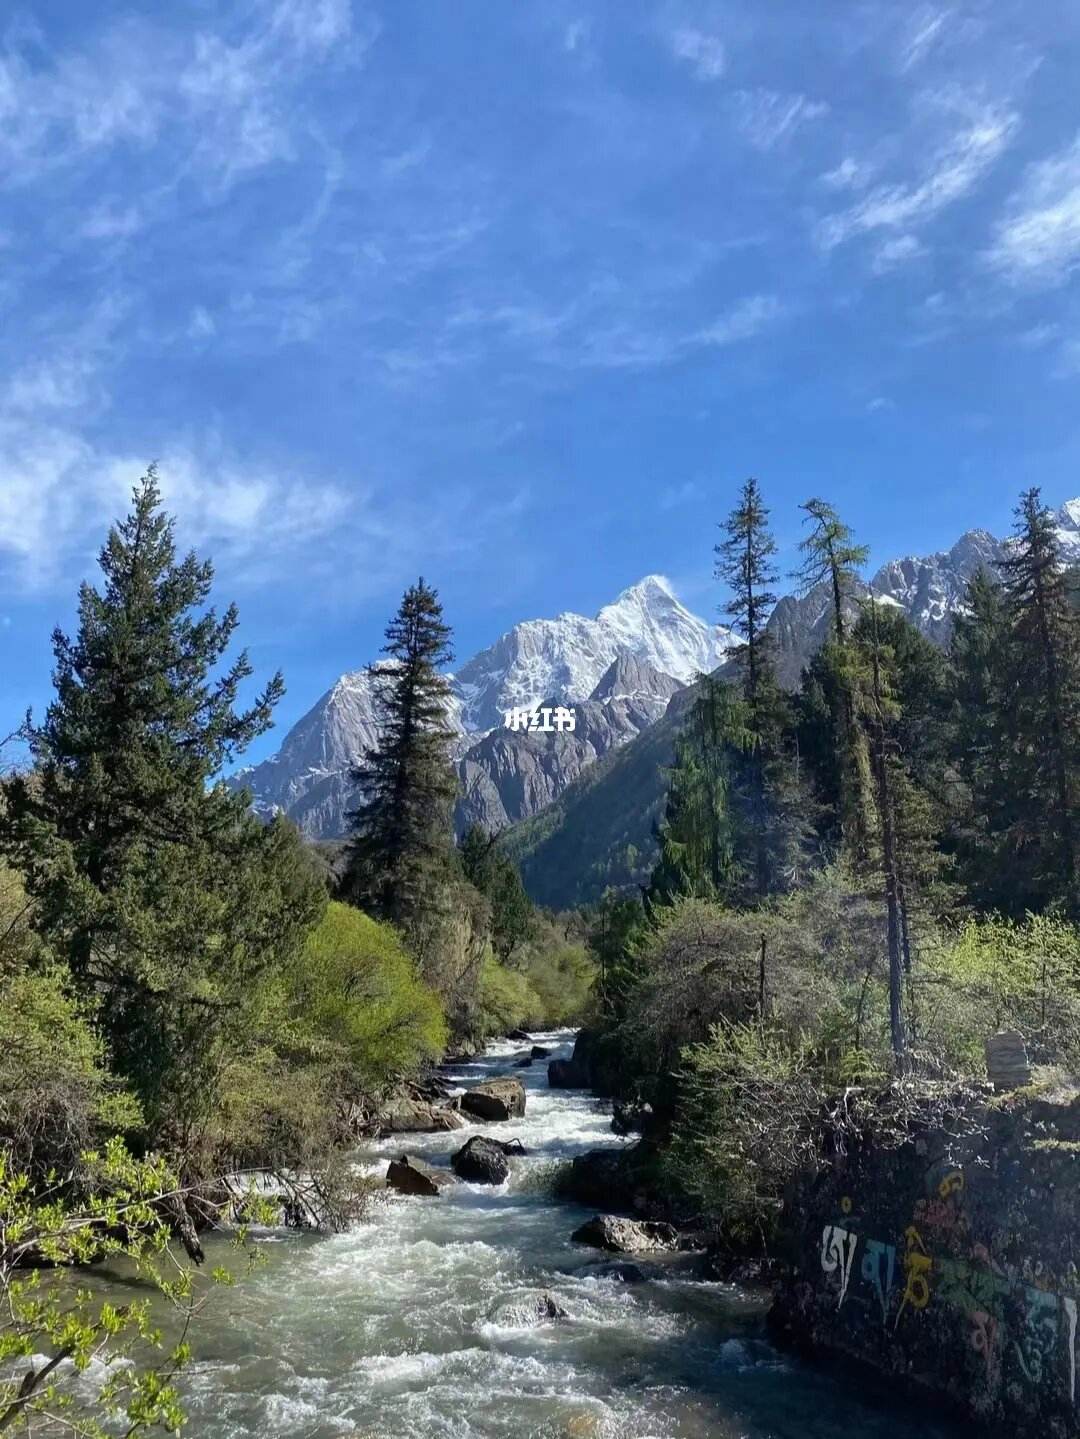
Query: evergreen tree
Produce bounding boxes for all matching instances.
[793,499,873,861]
[796,498,869,643]
[459,823,535,959]
[944,568,1013,909]
[996,489,1080,914]
[343,579,459,946]
[716,478,812,897]
[648,679,741,908]
[0,470,324,1134]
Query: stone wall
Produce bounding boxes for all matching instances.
[770,1089,1080,1437]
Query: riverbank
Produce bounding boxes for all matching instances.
[144,1032,966,1437]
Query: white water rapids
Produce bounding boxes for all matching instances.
[168,1031,961,1438]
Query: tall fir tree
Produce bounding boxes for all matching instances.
[794,498,873,862]
[715,477,811,897]
[0,470,324,1135]
[996,488,1080,915]
[944,568,1013,909]
[459,823,535,960]
[648,678,741,908]
[343,579,459,948]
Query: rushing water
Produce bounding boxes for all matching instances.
[170,1031,961,1438]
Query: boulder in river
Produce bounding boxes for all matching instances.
[386,1155,457,1197]
[547,1057,589,1088]
[488,1289,569,1326]
[530,1045,550,1059]
[513,1054,533,1069]
[452,1136,511,1184]
[376,1096,466,1135]
[571,1215,679,1253]
[507,1027,532,1041]
[459,1077,526,1121]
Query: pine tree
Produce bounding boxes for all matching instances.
[796,498,869,644]
[715,478,811,897]
[0,470,323,1132]
[459,823,534,960]
[997,489,1080,914]
[793,499,873,861]
[648,679,741,908]
[945,568,1013,909]
[343,579,459,944]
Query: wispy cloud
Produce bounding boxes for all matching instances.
[669,26,726,81]
[986,134,1080,287]
[871,233,926,273]
[730,89,829,151]
[821,156,876,192]
[697,293,785,346]
[899,8,952,72]
[817,94,1018,251]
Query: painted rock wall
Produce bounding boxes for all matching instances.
[770,1091,1080,1437]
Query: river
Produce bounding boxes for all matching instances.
[175,1030,962,1438]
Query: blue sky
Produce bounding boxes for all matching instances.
[2,0,1080,762]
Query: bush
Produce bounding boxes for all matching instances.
[476,954,540,1038]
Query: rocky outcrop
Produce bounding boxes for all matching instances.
[386,1155,457,1197]
[451,1136,512,1184]
[513,1055,533,1069]
[459,1077,526,1121]
[571,1215,679,1253]
[531,1045,550,1059]
[770,1088,1080,1435]
[547,1030,616,1095]
[611,1099,654,1136]
[548,1058,588,1088]
[556,1149,633,1209]
[375,1095,466,1135]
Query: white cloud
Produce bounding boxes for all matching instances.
[188,306,217,339]
[871,234,926,273]
[698,293,785,346]
[669,27,726,81]
[986,134,1080,287]
[867,396,895,413]
[731,90,829,151]
[817,97,1018,250]
[81,202,143,240]
[899,8,951,71]
[1016,322,1060,348]
[564,20,589,54]
[821,156,876,192]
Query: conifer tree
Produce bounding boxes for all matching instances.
[945,568,1013,909]
[459,823,534,959]
[793,499,873,861]
[648,679,739,907]
[997,488,1080,914]
[344,579,459,944]
[0,470,323,1132]
[716,478,810,897]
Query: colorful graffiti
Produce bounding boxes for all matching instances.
[815,1168,1080,1409]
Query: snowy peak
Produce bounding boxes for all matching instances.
[453,576,734,732]
[1056,499,1080,563]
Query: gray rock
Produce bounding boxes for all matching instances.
[452,1136,511,1185]
[571,1215,679,1253]
[488,1290,569,1326]
[514,1054,534,1069]
[548,1058,589,1089]
[460,1077,527,1121]
[531,1045,551,1059]
[377,1096,466,1135]
[386,1155,456,1197]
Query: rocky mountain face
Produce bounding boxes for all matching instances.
[231,578,729,840]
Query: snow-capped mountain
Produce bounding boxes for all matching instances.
[453,574,734,732]
[231,576,734,839]
[234,498,1080,845]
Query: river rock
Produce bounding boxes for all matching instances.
[530,1045,550,1059]
[548,1058,590,1088]
[386,1155,456,1197]
[513,1054,533,1069]
[611,1099,653,1136]
[571,1215,679,1253]
[507,1028,532,1041]
[587,1260,647,1284]
[556,1149,631,1207]
[376,1096,466,1134]
[452,1136,511,1184]
[460,1077,527,1121]
[488,1290,569,1326]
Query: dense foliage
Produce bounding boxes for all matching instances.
[585,483,1080,1248]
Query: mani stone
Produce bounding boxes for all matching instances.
[985,1029,1032,1091]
